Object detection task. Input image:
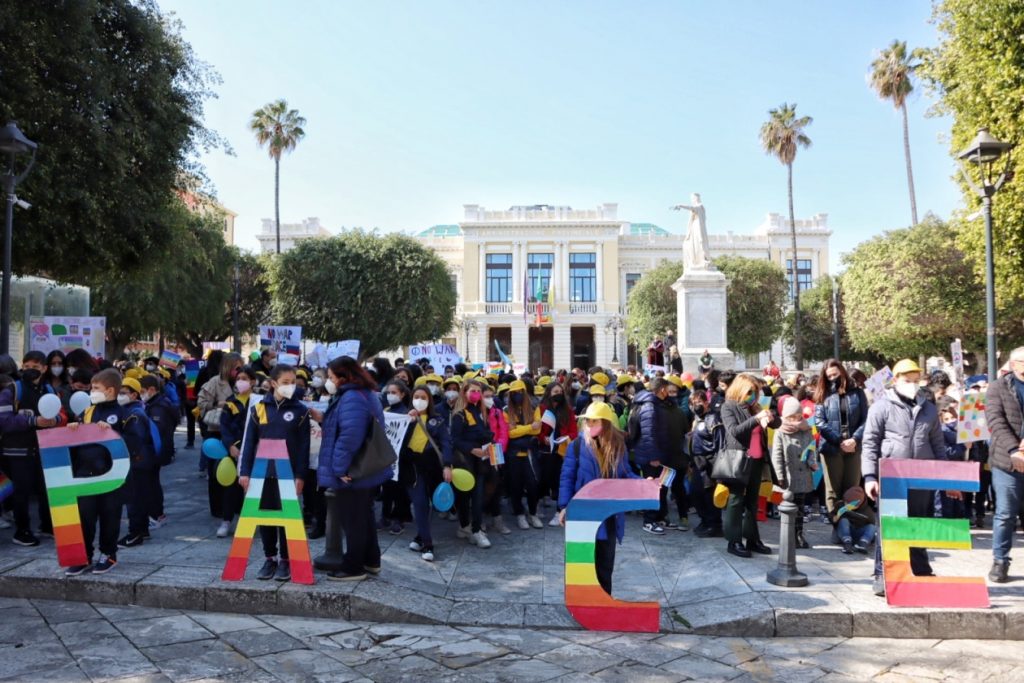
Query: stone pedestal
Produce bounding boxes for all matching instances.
[672,268,733,373]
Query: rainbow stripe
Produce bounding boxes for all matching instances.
[221,439,313,584]
[879,459,988,608]
[0,472,13,504]
[159,350,182,370]
[185,360,200,402]
[38,425,129,567]
[564,478,661,632]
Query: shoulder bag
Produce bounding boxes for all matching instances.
[346,392,399,482]
[710,447,751,487]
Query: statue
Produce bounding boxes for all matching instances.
[671,193,713,271]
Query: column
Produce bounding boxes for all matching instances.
[511,323,528,368]
[560,242,570,303]
[595,242,604,304]
[478,243,486,305]
[512,241,521,304]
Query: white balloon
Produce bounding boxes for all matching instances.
[69,391,91,417]
[37,393,62,420]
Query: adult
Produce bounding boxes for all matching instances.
[198,352,242,515]
[983,346,1024,583]
[699,349,714,374]
[250,349,277,376]
[813,360,868,535]
[43,351,71,401]
[646,336,665,368]
[628,378,673,534]
[763,359,781,381]
[862,359,949,596]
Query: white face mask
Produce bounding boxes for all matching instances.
[445,390,459,402]
[483,397,494,409]
[90,390,108,405]
[117,394,131,406]
[68,366,78,376]
[895,382,919,400]
[427,384,440,396]
[572,382,582,391]
[145,364,156,372]
[50,365,63,376]
[276,383,296,400]
[311,376,324,389]
[591,396,604,403]
[412,398,429,412]
[386,393,402,406]
[325,379,338,395]
[234,380,251,395]
[267,358,278,368]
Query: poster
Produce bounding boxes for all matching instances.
[326,340,360,361]
[950,339,964,382]
[382,412,413,482]
[184,360,201,402]
[29,316,106,358]
[956,390,990,444]
[258,326,301,356]
[159,350,181,370]
[202,341,230,353]
[865,366,894,403]
[408,343,462,371]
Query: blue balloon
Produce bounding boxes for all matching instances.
[432,482,455,512]
[202,438,228,460]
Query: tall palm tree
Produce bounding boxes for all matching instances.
[760,103,813,370]
[869,40,921,226]
[249,100,306,254]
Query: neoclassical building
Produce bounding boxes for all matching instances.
[415,203,832,372]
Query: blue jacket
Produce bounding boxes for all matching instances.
[941,423,966,462]
[558,436,640,543]
[144,393,178,465]
[239,394,310,478]
[219,393,252,451]
[317,385,393,489]
[163,381,180,409]
[629,391,670,467]
[814,388,868,456]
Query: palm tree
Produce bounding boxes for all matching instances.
[869,40,921,226]
[249,100,306,254]
[760,103,813,370]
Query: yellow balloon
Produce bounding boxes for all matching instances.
[216,457,237,487]
[451,467,475,492]
[713,483,729,509]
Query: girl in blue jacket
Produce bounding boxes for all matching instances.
[558,401,640,594]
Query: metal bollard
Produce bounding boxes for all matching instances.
[313,489,345,571]
[767,489,808,587]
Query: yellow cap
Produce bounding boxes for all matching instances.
[893,359,922,375]
[582,401,618,424]
[713,483,729,508]
[616,374,632,387]
[122,377,142,395]
[443,377,462,389]
[158,368,171,380]
[497,383,510,393]
[534,384,545,396]
[592,372,610,387]
[125,367,145,380]
[666,375,684,388]
[538,375,552,387]
[462,371,479,382]
[425,374,443,385]
[589,384,606,396]
[509,380,527,392]
[414,376,428,388]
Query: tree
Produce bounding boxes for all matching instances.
[250,100,306,255]
[760,103,813,370]
[781,275,862,364]
[0,0,228,285]
[268,231,456,358]
[625,260,681,350]
[870,40,922,226]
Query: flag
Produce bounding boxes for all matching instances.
[547,281,555,322]
[0,472,12,503]
[494,340,513,369]
[658,466,676,489]
[541,409,557,429]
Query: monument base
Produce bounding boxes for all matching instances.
[672,269,733,374]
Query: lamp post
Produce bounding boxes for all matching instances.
[464,319,477,363]
[605,314,623,365]
[631,327,639,368]
[0,122,38,355]
[958,127,1014,378]
[831,275,840,360]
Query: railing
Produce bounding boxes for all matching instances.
[485,303,512,315]
[569,302,598,314]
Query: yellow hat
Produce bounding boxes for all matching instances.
[414,376,428,388]
[425,374,443,385]
[582,401,618,424]
[592,372,610,387]
[497,383,510,394]
[538,375,552,387]
[713,483,729,508]
[616,374,632,387]
[509,380,527,393]
[122,377,142,395]
[462,371,479,382]
[589,384,606,397]
[443,377,462,389]
[125,367,145,380]
[666,375,684,388]
[893,359,922,376]
[158,368,171,380]
[534,384,545,396]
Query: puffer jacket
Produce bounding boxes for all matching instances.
[985,373,1024,473]
[317,384,393,489]
[861,388,945,482]
[815,388,868,456]
[629,391,670,466]
[558,436,640,542]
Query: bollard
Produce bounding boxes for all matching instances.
[313,489,345,571]
[767,489,808,587]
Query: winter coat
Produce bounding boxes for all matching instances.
[815,388,868,456]
[219,393,252,452]
[317,385,393,489]
[197,377,234,432]
[861,388,945,482]
[558,436,640,543]
[0,380,68,456]
[450,404,494,461]
[721,399,779,454]
[629,391,671,466]
[238,394,310,478]
[771,428,818,494]
[941,423,966,462]
[985,373,1024,474]
[145,392,179,465]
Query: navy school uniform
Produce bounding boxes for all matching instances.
[119,400,160,539]
[211,393,251,522]
[144,392,178,521]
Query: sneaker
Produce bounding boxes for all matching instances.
[421,547,435,562]
[327,569,366,581]
[989,560,1010,583]
[527,514,544,529]
[491,516,511,535]
[117,534,145,548]
[64,563,90,577]
[12,529,39,547]
[456,525,472,540]
[642,522,666,535]
[377,517,391,531]
[516,515,530,530]
[389,521,404,535]
[257,558,278,580]
[216,521,232,538]
[0,518,10,529]
[442,511,458,522]
[841,540,854,555]
[872,575,886,597]
[471,531,491,549]
[663,520,680,530]
[274,559,291,582]
[364,565,382,575]
[409,538,424,552]
[548,515,561,527]
[37,527,54,538]
[854,541,869,554]
[819,513,830,524]
[91,556,117,574]
[678,516,690,531]
[148,516,164,530]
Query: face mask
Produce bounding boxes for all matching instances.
[895,382,918,400]
[571,382,581,391]
[483,397,494,409]
[235,380,251,395]
[445,390,459,402]
[510,392,524,404]
[267,358,278,368]
[21,368,41,384]
[588,424,603,438]
[325,379,338,395]
[68,366,78,376]
[117,394,131,406]
[829,379,840,392]
[428,384,440,396]
[386,393,402,406]
[90,389,108,405]
[467,390,482,403]
[276,384,296,400]
[145,364,156,372]
[412,398,429,412]
[693,405,707,418]
[591,396,604,403]
[551,394,564,404]
[311,377,324,389]
[50,365,63,376]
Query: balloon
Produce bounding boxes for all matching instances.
[432,482,455,512]
[202,438,228,460]
[451,468,475,492]
[216,457,237,487]
[37,394,62,420]
[69,391,91,417]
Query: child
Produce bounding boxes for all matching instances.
[770,395,819,550]
[504,380,543,530]
[937,401,967,519]
[481,384,509,535]
[216,366,256,537]
[116,377,160,548]
[450,380,495,549]
[140,374,177,527]
[238,365,311,582]
[404,385,453,562]
[835,485,877,554]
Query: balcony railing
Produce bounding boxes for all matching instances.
[569,302,598,314]
[485,303,512,315]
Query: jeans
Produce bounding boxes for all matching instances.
[837,518,876,546]
[408,474,433,546]
[991,467,1024,563]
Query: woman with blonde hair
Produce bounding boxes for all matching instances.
[720,373,780,558]
[557,402,640,594]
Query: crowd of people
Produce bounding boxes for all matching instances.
[2,343,1024,597]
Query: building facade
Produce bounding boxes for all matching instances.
[416,203,831,372]
[257,217,331,254]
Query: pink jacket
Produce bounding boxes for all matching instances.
[486,405,509,451]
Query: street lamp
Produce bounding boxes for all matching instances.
[0,122,38,355]
[604,314,623,365]
[958,127,1014,378]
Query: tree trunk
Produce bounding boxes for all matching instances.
[274,155,281,254]
[788,162,802,370]
[901,102,918,226]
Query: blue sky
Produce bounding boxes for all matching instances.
[164,0,958,269]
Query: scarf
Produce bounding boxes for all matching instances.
[780,418,810,435]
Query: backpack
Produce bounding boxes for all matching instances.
[12,380,55,412]
[690,412,725,458]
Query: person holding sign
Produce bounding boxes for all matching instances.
[381,380,415,535]
[238,365,310,582]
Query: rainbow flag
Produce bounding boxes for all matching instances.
[159,350,182,370]
[0,472,13,504]
[485,442,505,467]
[657,466,676,489]
[184,360,200,402]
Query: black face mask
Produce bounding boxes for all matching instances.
[693,405,707,418]
[510,393,524,404]
[20,368,41,384]
[829,379,840,393]
[551,394,564,405]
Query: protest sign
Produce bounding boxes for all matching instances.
[865,366,894,403]
[159,350,181,370]
[950,339,964,382]
[202,341,230,353]
[326,340,360,361]
[956,390,990,444]
[258,326,302,356]
[408,343,461,370]
[382,412,413,481]
[29,316,106,358]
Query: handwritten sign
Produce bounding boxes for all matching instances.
[409,343,461,371]
[259,326,302,356]
[956,390,990,444]
[865,366,894,403]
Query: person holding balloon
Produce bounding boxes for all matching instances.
[404,382,453,562]
[207,366,258,538]
[450,379,496,549]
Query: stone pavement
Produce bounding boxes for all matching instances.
[1,426,1023,638]
[1,598,1020,682]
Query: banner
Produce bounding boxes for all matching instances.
[382,412,414,482]
[184,360,201,402]
[326,340,360,362]
[408,343,462,371]
[29,316,106,358]
[865,366,894,403]
[202,341,231,353]
[956,390,990,444]
[258,326,302,356]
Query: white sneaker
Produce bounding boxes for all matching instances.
[548,514,561,527]
[472,531,491,549]
[517,515,530,530]
[408,540,423,552]
[457,525,472,540]
[492,516,511,535]
[421,549,434,562]
[148,516,163,530]
[216,521,231,538]
[0,517,10,530]
[528,514,544,529]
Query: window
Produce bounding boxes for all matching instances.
[527,253,553,301]
[485,253,512,302]
[625,273,642,298]
[786,259,813,299]
[569,253,596,302]
[449,273,458,299]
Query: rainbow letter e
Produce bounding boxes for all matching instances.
[879,459,988,608]
[564,478,661,632]
[37,425,129,567]
[222,439,313,584]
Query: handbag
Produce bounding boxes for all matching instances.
[202,406,223,429]
[710,448,751,487]
[346,394,398,482]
